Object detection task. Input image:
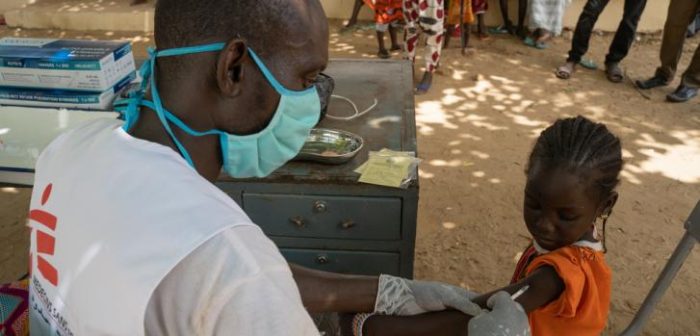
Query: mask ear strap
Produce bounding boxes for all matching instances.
[148,50,196,167]
[246,48,312,96]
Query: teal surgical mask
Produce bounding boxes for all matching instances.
[114,43,321,178]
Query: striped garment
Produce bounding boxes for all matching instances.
[528,0,571,35]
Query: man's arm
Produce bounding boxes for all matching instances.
[362,311,471,336]
[290,263,484,316]
[290,263,379,313]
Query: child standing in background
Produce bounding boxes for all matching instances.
[443,0,475,53]
[365,0,404,59]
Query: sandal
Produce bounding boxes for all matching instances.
[524,37,548,50]
[556,62,576,80]
[415,82,431,94]
[524,36,536,47]
[579,58,598,70]
[488,25,510,35]
[605,62,624,83]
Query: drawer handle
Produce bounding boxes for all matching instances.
[289,216,306,228]
[316,255,330,264]
[313,201,328,213]
[340,220,356,230]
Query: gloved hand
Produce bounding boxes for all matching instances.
[468,291,531,336]
[373,274,483,316]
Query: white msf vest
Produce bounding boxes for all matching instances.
[28,119,253,335]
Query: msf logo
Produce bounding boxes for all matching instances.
[29,183,59,287]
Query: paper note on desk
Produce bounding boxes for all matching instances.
[355,149,415,174]
[357,149,419,188]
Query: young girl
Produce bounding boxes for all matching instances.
[350,116,623,336]
[365,0,404,59]
[444,0,475,53]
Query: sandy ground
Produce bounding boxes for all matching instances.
[1,20,699,335]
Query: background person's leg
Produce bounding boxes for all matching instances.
[426,31,444,73]
[681,27,700,88]
[498,0,514,32]
[517,0,528,37]
[405,27,420,63]
[389,23,402,50]
[346,0,365,27]
[567,0,610,63]
[655,0,700,81]
[605,0,647,64]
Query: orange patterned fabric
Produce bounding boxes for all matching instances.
[364,0,404,24]
[524,246,612,336]
[446,0,474,25]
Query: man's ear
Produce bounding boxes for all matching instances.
[216,38,247,97]
[599,191,619,218]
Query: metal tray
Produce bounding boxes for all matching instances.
[293,128,364,165]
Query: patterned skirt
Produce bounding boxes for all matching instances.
[446,0,475,25]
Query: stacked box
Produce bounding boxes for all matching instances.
[0,38,136,110]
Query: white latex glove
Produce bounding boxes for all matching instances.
[373,274,483,316]
[468,291,531,336]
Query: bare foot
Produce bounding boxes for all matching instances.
[130,0,147,5]
[390,44,402,51]
[378,48,390,59]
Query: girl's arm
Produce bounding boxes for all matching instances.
[472,265,564,313]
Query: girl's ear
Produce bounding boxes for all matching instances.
[599,191,619,218]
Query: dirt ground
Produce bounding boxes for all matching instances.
[1,20,699,335]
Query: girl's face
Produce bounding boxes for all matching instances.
[523,167,604,251]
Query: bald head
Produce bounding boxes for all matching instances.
[155,0,324,54]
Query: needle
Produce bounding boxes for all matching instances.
[511,285,530,301]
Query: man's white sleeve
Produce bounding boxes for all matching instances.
[144,225,320,336]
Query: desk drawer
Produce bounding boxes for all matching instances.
[243,193,401,240]
[281,248,400,276]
